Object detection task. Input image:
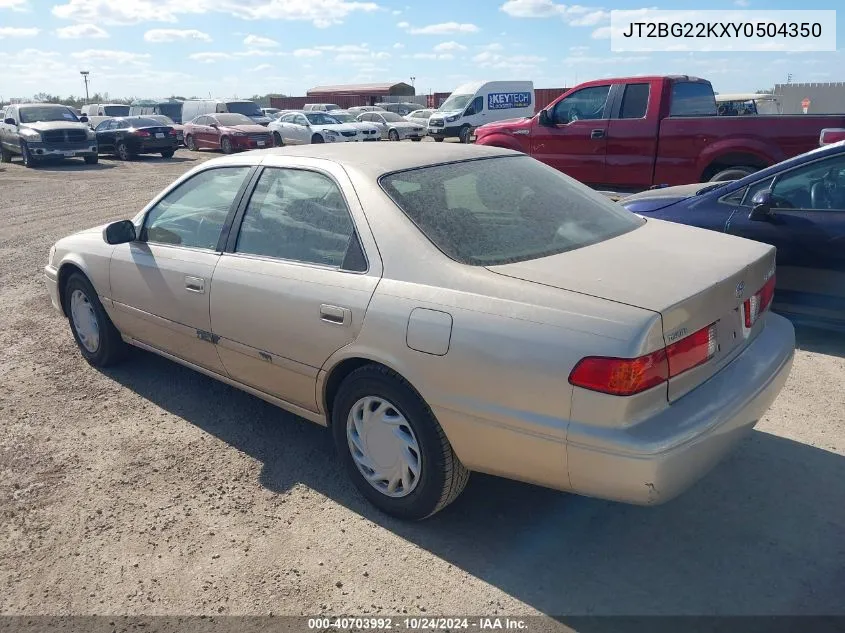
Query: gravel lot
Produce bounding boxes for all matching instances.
[1,150,843,620]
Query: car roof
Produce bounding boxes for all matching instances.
[201,143,519,178]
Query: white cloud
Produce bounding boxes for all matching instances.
[392,9,401,14]
[294,48,323,57]
[144,29,211,43]
[569,45,590,52]
[433,41,467,52]
[408,52,454,60]
[51,0,379,28]
[0,26,38,38]
[71,49,151,64]
[393,42,404,49]
[591,26,612,39]
[55,23,108,38]
[244,34,278,47]
[404,22,479,35]
[189,52,231,63]
[472,51,546,70]
[0,0,27,9]
[335,50,390,63]
[315,44,370,53]
[569,10,609,26]
[250,63,272,72]
[500,0,609,26]
[734,0,749,6]
[478,42,504,52]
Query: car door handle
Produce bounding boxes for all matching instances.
[185,276,205,293]
[590,129,605,139]
[320,304,350,326]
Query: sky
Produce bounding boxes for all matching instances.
[0,0,843,101]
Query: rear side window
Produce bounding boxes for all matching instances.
[619,83,650,119]
[380,156,643,266]
[670,82,717,117]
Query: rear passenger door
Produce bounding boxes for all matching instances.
[95,119,117,152]
[209,164,382,412]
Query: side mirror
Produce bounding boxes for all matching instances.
[79,115,89,123]
[210,123,219,128]
[748,190,773,221]
[538,109,553,126]
[4,117,15,125]
[104,220,136,244]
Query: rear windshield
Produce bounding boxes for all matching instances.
[123,117,166,128]
[380,156,644,266]
[158,103,182,121]
[103,105,130,116]
[215,113,254,126]
[670,82,717,117]
[225,101,262,116]
[19,106,79,123]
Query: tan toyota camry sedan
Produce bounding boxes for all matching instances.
[45,144,795,520]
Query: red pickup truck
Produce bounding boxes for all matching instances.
[474,75,845,189]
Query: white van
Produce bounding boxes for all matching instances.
[427,80,534,143]
[180,99,272,126]
[80,103,130,117]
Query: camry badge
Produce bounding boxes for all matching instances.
[735,281,745,298]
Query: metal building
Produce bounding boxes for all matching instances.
[774,82,845,114]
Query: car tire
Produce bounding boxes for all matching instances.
[0,144,11,163]
[186,135,197,151]
[161,150,175,159]
[388,129,400,142]
[459,125,472,144]
[63,272,127,368]
[273,132,284,147]
[434,137,444,142]
[411,138,422,142]
[84,155,98,165]
[20,141,37,168]
[311,134,324,144]
[116,142,133,161]
[331,364,470,520]
[709,166,756,182]
[221,137,233,154]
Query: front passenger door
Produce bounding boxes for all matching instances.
[109,166,254,373]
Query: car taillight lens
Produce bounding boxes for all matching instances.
[168,129,177,136]
[744,275,776,328]
[135,130,150,137]
[569,322,718,396]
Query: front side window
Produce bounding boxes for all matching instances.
[552,86,611,124]
[143,167,250,249]
[465,96,484,116]
[767,155,845,210]
[380,155,643,265]
[235,168,358,268]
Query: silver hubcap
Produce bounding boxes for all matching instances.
[70,289,100,353]
[347,396,422,498]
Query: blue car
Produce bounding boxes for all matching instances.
[621,142,845,330]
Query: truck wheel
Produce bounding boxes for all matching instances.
[434,137,444,142]
[0,145,11,163]
[459,126,472,144]
[20,141,37,168]
[708,166,756,182]
[84,155,98,165]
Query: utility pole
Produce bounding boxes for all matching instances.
[79,71,90,104]
[787,73,793,84]
[410,76,416,88]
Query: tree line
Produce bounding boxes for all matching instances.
[7,93,287,107]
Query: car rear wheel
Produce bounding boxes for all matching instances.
[459,125,472,144]
[0,144,11,163]
[273,132,284,147]
[116,142,134,161]
[20,141,37,168]
[388,129,400,142]
[161,150,175,159]
[311,134,324,144]
[84,155,98,165]
[332,364,470,520]
[708,166,756,182]
[221,137,233,154]
[186,135,197,151]
[63,273,127,367]
[434,137,444,142]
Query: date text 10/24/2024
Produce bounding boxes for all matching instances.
[308,617,530,630]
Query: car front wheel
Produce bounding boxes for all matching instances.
[20,141,37,168]
[63,273,127,367]
[388,129,400,142]
[332,365,469,520]
[186,135,197,151]
[0,144,11,163]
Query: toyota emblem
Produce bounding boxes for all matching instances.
[735,281,745,298]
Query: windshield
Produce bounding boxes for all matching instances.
[380,155,644,266]
[19,106,80,123]
[103,105,130,116]
[225,101,262,116]
[148,115,176,125]
[438,94,472,112]
[215,113,254,126]
[305,112,341,125]
[381,112,405,122]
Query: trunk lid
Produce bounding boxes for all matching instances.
[487,219,777,400]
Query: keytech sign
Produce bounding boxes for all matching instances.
[488,92,532,110]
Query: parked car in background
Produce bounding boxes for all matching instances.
[129,99,184,124]
[347,105,385,114]
[81,103,130,117]
[181,99,272,126]
[620,142,845,330]
[268,111,357,145]
[183,113,273,153]
[142,114,185,145]
[303,103,341,112]
[45,143,794,520]
[1,103,98,167]
[475,75,845,189]
[94,116,179,161]
[357,111,426,141]
[406,108,436,124]
[262,107,282,118]
[716,93,781,116]
[327,110,381,141]
[374,102,420,116]
[429,81,535,143]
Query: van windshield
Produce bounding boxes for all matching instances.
[225,101,262,116]
[439,94,472,111]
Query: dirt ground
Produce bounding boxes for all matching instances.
[1,150,844,619]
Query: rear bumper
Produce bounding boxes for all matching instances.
[565,313,796,504]
[138,139,179,153]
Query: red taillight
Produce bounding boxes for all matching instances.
[135,129,150,137]
[569,322,718,396]
[168,129,177,136]
[743,275,776,328]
